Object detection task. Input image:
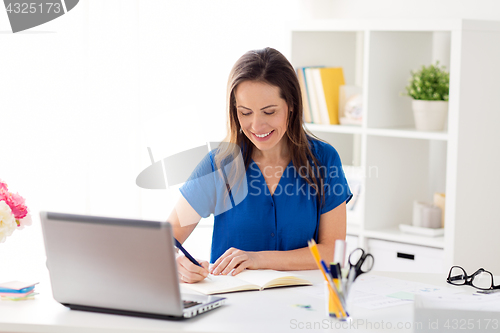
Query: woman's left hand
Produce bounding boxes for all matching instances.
[210,247,260,276]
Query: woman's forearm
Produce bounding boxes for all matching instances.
[253,204,347,271]
[254,243,335,271]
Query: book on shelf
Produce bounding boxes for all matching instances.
[312,68,331,124]
[181,269,312,295]
[297,66,345,125]
[296,68,312,123]
[303,67,322,124]
[319,67,344,125]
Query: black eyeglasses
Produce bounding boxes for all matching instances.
[447,266,500,290]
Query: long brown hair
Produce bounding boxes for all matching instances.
[215,47,326,206]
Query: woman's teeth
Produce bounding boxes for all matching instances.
[255,131,272,138]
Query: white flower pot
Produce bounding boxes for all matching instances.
[412,100,448,131]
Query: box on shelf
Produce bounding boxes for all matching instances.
[339,85,362,126]
[367,239,444,274]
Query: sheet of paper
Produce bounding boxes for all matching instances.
[347,290,413,309]
[298,274,461,310]
[352,275,459,298]
[415,292,500,311]
[387,291,415,300]
[297,283,413,309]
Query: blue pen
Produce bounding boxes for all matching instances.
[321,260,332,278]
[174,238,201,267]
[174,238,211,280]
[321,259,348,316]
[330,263,343,294]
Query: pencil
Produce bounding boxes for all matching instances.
[308,240,347,319]
[308,240,345,318]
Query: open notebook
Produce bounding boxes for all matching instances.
[181,269,312,295]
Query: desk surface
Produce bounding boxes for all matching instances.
[0,270,453,333]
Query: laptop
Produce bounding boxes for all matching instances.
[40,211,225,319]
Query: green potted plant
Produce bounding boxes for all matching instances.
[403,62,450,131]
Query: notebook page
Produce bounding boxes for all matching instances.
[235,270,304,288]
[181,274,259,295]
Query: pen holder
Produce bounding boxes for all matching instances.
[324,281,349,320]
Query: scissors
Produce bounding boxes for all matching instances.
[344,248,374,297]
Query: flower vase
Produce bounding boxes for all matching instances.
[412,100,448,131]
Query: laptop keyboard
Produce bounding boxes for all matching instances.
[183,300,201,309]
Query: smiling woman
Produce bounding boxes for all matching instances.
[236,81,289,155]
[168,47,352,284]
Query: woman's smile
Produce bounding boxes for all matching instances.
[252,130,274,141]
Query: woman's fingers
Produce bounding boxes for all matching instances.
[210,247,234,273]
[211,251,238,275]
[220,255,246,275]
[200,260,210,270]
[210,248,259,275]
[231,260,250,276]
[212,250,248,275]
[176,255,209,283]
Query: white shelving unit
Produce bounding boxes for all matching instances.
[288,19,500,273]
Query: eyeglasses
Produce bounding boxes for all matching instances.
[447,266,500,290]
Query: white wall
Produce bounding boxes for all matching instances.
[0,0,301,281]
[300,0,500,20]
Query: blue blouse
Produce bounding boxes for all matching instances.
[180,138,352,263]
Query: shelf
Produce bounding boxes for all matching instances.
[364,226,445,249]
[367,127,448,141]
[304,123,363,134]
[291,18,500,273]
[289,19,500,33]
[305,124,448,140]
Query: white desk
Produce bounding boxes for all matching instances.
[0,270,454,333]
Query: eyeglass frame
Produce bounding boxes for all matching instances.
[446,265,500,291]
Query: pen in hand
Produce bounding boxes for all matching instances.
[174,238,211,280]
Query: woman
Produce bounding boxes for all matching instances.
[170,47,352,283]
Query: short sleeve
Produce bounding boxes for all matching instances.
[316,142,353,215]
[179,152,217,218]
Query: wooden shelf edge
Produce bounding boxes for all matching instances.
[367,127,448,141]
[287,19,465,32]
[304,123,448,140]
[304,123,363,134]
[364,227,445,249]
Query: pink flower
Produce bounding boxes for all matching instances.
[3,192,28,220]
[0,180,7,192]
[0,201,16,243]
[0,187,7,202]
[16,213,32,230]
[0,180,30,241]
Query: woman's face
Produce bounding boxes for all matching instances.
[235,80,289,156]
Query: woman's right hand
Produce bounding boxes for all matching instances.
[176,254,210,284]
